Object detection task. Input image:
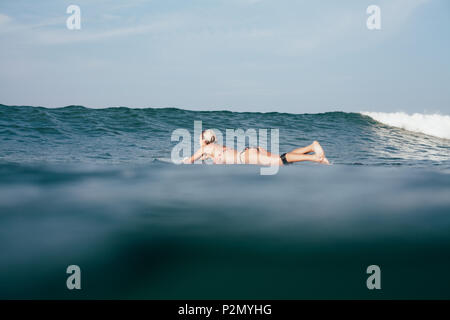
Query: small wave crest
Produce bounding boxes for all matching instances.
[361,112,450,140]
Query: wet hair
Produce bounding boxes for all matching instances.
[201,129,216,145]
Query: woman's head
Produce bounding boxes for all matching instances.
[200,129,216,146]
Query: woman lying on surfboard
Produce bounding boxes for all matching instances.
[183,129,330,165]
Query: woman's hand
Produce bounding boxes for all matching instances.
[182,157,191,164]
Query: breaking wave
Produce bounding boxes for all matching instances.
[361,112,450,140]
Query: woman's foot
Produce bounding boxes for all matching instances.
[313,141,330,165]
[312,141,324,158]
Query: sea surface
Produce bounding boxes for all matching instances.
[0,104,449,299]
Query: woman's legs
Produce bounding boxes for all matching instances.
[285,141,329,164]
[284,152,322,163]
[241,142,329,165]
[289,143,315,155]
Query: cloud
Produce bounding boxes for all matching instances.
[0,0,431,50]
[0,11,186,45]
[36,24,158,44]
[0,13,12,25]
[382,0,431,27]
[0,14,65,35]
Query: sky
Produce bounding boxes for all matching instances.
[0,0,449,113]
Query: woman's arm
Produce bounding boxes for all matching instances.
[183,146,209,164]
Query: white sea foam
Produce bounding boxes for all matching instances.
[361,112,450,140]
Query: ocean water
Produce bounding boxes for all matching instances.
[0,104,450,299]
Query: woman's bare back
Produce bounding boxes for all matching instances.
[203,144,239,164]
